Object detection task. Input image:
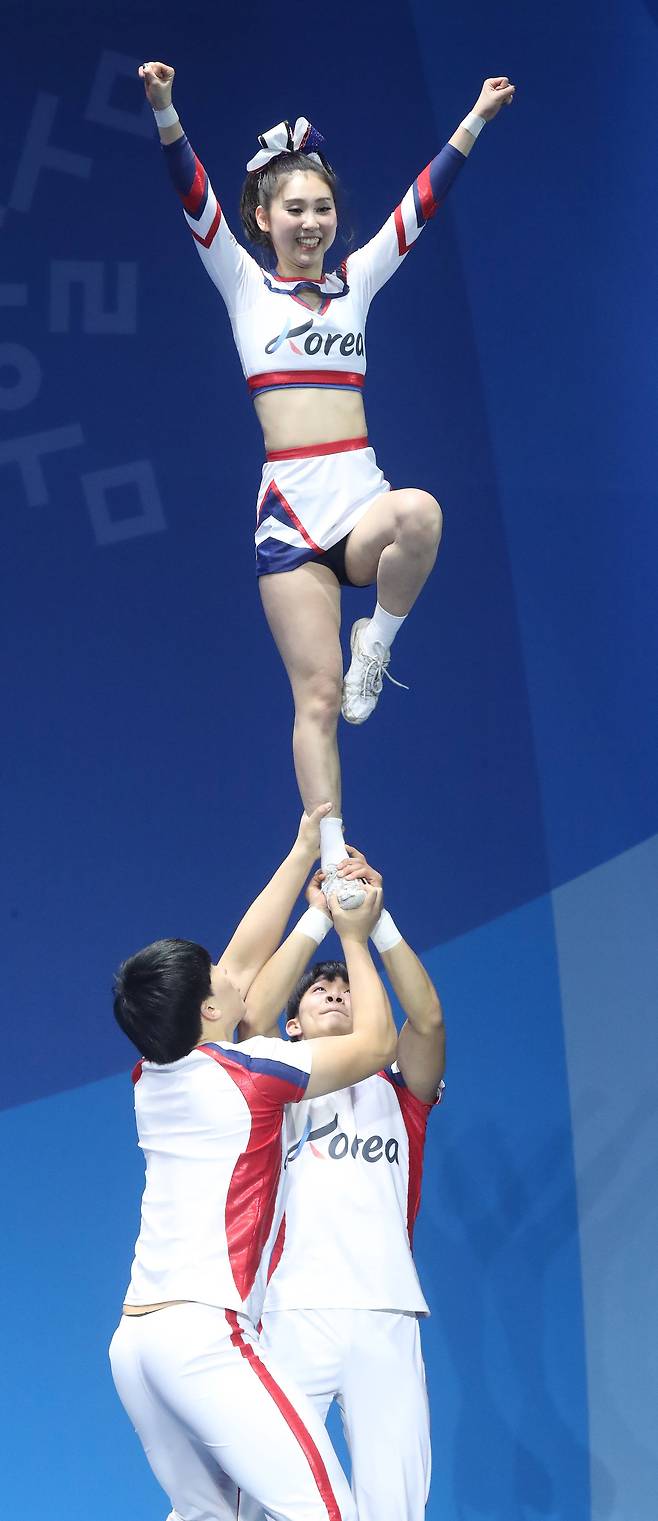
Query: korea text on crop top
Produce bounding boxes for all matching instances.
[162,134,467,404]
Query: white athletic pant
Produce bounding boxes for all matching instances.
[109,1303,356,1521]
[243,1309,431,1521]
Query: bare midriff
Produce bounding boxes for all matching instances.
[123,1300,187,1315]
[254,388,368,455]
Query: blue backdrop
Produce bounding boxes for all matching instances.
[3,1,657,1517]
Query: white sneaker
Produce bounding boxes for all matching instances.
[341,618,408,725]
[321,863,366,910]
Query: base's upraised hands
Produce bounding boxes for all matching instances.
[328,881,383,942]
[294,802,334,864]
[335,844,383,888]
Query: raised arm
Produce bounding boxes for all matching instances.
[139,62,183,146]
[381,938,445,1105]
[449,75,516,156]
[348,74,516,306]
[240,871,330,1040]
[304,887,397,1099]
[217,805,332,999]
[138,61,261,312]
[336,846,445,1104]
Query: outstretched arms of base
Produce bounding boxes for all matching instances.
[303,889,397,1099]
[217,805,333,1001]
[240,870,330,1039]
[338,848,445,1104]
[381,940,445,1105]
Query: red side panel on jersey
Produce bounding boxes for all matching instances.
[198,1044,301,1302]
[381,1069,432,1245]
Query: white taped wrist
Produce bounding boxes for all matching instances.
[460,111,486,139]
[296,906,332,945]
[153,103,179,128]
[371,910,402,953]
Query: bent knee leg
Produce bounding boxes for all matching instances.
[393,490,443,558]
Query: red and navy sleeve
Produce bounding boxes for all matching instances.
[199,1038,312,1108]
[383,1062,445,1111]
[347,142,466,306]
[161,134,261,314]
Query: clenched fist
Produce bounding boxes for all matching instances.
[138,61,175,110]
[473,76,516,121]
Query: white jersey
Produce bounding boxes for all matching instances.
[124,1037,313,1321]
[263,1064,442,1315]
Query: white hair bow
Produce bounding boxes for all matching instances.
[246,117,326,173]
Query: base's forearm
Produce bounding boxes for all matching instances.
[381,940,443,1034]
[341,939,396,1057]
[221,845,316,994]
[242,915,328,1035]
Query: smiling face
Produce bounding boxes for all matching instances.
[255,169,337,279]
[286,974,352,1041]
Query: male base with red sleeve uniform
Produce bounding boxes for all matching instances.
[109,809,396,1521]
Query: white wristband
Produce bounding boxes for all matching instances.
[153,103,179,129]
[370,909,402,953]
[460,111,486,139]
[296,906,332,945]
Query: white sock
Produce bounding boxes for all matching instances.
[320,815,347,871]
[362,602,407,657]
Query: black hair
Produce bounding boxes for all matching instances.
[286,959,349,1031]
[239,151,340,254]
[112,937,212,1064]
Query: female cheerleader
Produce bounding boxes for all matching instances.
[138,62,515,903]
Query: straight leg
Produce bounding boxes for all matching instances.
[259,564,343,814]
[240,1311,343,1521]
[109,1305,355,1521]
[339,1311,431,1521]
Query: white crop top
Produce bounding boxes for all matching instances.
[162,134,467,402]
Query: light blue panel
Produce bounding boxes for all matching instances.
[414,893,590,1520]
[553,834,658,1521]
[0,1076,165,1518]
